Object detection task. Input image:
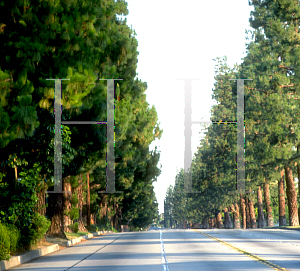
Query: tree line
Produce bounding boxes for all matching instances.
[0,0,162,253]
[164,0,300,229]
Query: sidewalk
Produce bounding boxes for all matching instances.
[0,230,115,271]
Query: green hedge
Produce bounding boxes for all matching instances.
[28,213,51,247]
[0,213,50,261]
[18,213,51,251]
[87,224,99,232]
[0,222,10,261]
[0,222,22,261]
[3,223,20,255]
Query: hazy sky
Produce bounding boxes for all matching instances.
[117,0,255,213]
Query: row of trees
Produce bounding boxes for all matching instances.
[0,0,162,251]
[164,0,300,229]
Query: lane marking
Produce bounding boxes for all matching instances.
[193,230,290,271]
[65,233,126,271]
[160,230,169,271]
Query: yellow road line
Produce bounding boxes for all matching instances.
[193,230,290,271]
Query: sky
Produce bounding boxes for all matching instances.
[116,0,256,214]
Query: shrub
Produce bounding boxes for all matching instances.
[4,223,20,255]
[0,223,10,261]
[29,213,51,247]
[69,222,79,233]
[87,224,99,232]
[18,213,51,250]
[96,223,118,233]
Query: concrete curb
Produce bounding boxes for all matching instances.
[0,244,59,271]
[0,231,115,270]
[65,230,115,247]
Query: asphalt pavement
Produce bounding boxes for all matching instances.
[7,228,300,270]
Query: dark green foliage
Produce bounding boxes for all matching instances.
[120,147,161,229]
[29,213,51,246]
[0,0,162,246]
[69,222,79,233]
[95,217,118,232]
[3,223,21,255]
[88,224,99,232]
[164,185,175,228]
[0,162,41,235]
[0,222,10,261]
[64,192,79,222]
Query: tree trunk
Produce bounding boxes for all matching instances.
[112,198,116,229]
[213,217,216,228]
[63,180,72,233]
[34,175,48,216]
[99,194,108,222]
[79,174,83,223]
[248,189,257,228]
[216,211,223,229]
[77,174,88,232]
[115,206,122,231]
[36,189,46,216]
[296,147,300,224]
[240,194,246,229]
[112,198,120,230]
[14,157,18,190]
[257,186,265,228]
[263,182,274,227]
[245,196,251,228]
[202,217,208,229]
[208,217,215,229]
[86,172,90,229]
[46,193,67,239]
[278,168,287,226]
[285,166,299,226]
[224,207,232,229]
[230,203,240,229]
[235,203,240,228]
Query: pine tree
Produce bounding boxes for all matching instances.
[1,0,163,238]
[246,0,300,226]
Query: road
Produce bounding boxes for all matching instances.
[8,228,300,271]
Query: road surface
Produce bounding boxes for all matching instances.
[8,228,300,270]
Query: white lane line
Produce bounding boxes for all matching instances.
[160,230,169,271]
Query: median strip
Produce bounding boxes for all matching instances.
[193,230,290,271]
